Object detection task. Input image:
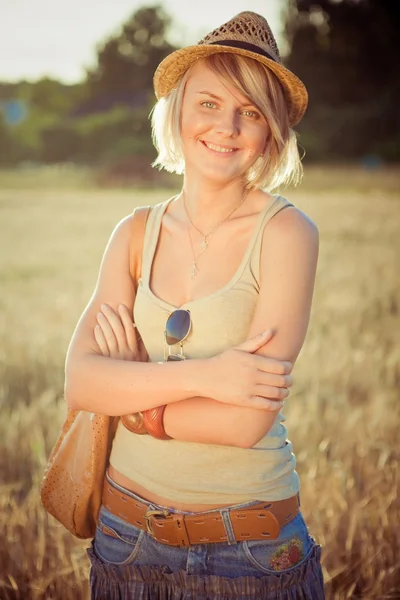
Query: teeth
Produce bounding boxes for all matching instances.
[205,142,235,153]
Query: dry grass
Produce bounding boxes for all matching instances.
[0,166,399,599]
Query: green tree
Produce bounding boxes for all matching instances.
[284,0,400,160]
[0,115,29,165]
[0,5,178,168]
[40,124,82,164]
[85,5,176,109]
[28,78,85,115]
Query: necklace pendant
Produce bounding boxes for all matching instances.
[200,238,208,251]
[191,263,199,279]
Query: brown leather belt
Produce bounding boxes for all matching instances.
[101,478,300,547]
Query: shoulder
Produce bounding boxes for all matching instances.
[256,196,319,284]
[102,206,151,262]
[262,196,319,253]
[108,202,154,246]
[105,214,132,250]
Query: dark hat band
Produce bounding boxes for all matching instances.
[208,40,278,63]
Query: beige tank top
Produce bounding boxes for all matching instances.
[109,194,300,503]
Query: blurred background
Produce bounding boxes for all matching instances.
[0,1,399,599]
[0,0,399,177]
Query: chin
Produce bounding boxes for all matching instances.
[196,163,248,185]
[202,171,238,186]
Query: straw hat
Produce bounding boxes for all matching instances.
[153,11,308,127]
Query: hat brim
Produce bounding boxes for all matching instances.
[153,45,308,127]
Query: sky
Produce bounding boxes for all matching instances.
[0,0,285,83]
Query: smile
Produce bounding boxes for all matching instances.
[202,141,238,154]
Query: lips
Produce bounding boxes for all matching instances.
[201,141,239,154]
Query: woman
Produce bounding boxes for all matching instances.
[65,11,323,600]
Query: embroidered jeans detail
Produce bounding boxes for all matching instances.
[242,513,314,575]
[270,537,304,571]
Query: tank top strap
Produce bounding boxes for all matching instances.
[140,196,175,282]
[246,195,294,286]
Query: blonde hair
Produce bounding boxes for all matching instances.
[151,53,303,190]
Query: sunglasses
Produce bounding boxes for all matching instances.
[164,309,191,361]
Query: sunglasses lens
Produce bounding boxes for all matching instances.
[165,309,191,346]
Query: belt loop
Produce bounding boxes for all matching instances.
[220,509,237,545]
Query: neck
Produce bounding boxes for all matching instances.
[180,175,249,230]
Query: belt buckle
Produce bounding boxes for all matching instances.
[144,508,170,535]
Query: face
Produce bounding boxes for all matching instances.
[179,60,269,185]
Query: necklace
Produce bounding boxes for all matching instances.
[182,191,249,279]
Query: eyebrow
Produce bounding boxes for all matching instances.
[197,90,256,108]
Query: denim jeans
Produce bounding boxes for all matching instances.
[88,475,325,599]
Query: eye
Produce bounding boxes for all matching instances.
[241,109,260,119]
[201,101,217,109]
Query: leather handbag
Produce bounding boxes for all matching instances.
[40,205,152,539]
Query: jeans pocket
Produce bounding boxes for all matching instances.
[242,512,315,575]
[93,506,145,566]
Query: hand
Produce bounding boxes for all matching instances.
[94,303,148,362]
[204,330,293,411]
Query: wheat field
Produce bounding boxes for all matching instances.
[0,166,399,599]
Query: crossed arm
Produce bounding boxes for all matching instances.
[65,207,318,448]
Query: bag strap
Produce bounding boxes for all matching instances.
[129,205,152,287]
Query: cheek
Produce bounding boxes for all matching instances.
[245,119,269,144]
[181,109,192,131]
[181,114,198,143]
[181,107,214,138]
[244,135,266,160]
[181,113,200,154]
[181,122,196,152]
[250,127,269,151]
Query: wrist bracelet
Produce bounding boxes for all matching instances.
[120,412,147,434]
[142,405,172,440]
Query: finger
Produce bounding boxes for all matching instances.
[118,304,139,352]
[138,338,149,362]
[253,355,293,375]
[94,324,110,357]
[100,304,129,354]
[257,372,293,388]
[235,330,274,353]
[254,384,290,401]
[248,397,285,411]
[96,312,119,357]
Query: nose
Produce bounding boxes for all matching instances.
[215,110,239,138]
